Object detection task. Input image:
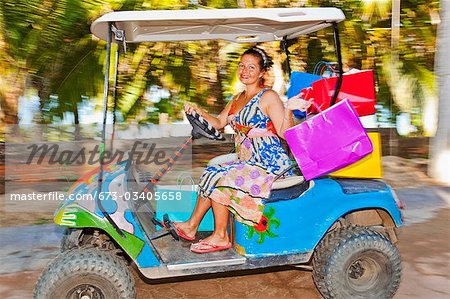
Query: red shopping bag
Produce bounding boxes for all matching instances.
[310,70,376,116]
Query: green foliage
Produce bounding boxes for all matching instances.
[1,0,105,125]
[0,0,439,135]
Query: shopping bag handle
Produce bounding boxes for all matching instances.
[299,87,325,116]
[300,89,337,124]
[300,87,324,115]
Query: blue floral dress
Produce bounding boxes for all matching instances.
[198,88,292,225]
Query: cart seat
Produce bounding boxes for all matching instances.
[266,179,313,204]
[209,154,308,190]
[272,175,304,190]
[207,153,237,167]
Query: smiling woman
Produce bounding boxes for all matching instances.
[237,47,274,88]
[179,47,311,253]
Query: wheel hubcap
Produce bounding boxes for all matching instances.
[67,284,105,299]
[346,257,381,292]
[348,260,365,279]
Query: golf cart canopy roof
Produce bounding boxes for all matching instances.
[91,8,345,43]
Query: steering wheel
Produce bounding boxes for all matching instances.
[186,110,225,141]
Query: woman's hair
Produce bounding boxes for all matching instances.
[242,47,274,71]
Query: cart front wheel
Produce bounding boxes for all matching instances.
[312,226,401,299]
[33,248,135,299]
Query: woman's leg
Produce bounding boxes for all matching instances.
[176,195,211,238]
[200,200,230,246]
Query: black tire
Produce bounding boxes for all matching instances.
[34,248,135,299]
[312,226,401,299]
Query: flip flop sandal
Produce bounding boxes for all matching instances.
[160,221,196,241]
[190,240,232,253]
[173,222,196,241]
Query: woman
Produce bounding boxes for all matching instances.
[180,47,310,253]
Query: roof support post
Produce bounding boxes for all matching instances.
[110,24,125,150]
[96,21,125,238]
[331,22,344,106]
[282,37,292,77]
[110,36,120,150]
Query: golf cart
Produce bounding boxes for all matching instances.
[34,8,403,299]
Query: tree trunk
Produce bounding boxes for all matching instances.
[73,103,81,141]
[1,92,19,124]
[429,0,450,184]
[209,41,225,114]
[1,71,23,124]
[237,0,246,8]
[37,76,51,124]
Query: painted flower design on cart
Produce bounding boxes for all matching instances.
[247,206,280,244]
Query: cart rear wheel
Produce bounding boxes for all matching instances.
[34,248,135,299]
[312,226,401,299]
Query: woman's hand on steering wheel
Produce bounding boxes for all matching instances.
[184,103,205,117]
[185,104,226,141]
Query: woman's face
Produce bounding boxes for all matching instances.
[238,54,264,86]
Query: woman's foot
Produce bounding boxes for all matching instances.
[190,232,231,253]
[174,221,197,241]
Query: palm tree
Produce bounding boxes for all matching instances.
[429,0,450,184]
[348,0,438,136]
[117,0,238,120]
[0,1,28,125]
[385,0,439,136]
[27,0,105,127]
[0,0,105,129]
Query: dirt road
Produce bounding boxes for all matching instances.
[1,200,448,298]
[1,155,449,298]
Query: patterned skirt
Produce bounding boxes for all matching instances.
[198,160,275,225]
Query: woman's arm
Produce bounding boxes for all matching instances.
[184,100,233,130]
[260,91,311,139]
[259,90,292,139]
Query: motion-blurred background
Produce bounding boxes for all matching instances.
[0,0,443,134]
[0,2,449,298]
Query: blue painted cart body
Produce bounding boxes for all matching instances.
[55,160,402,269]
[234,178,402,257]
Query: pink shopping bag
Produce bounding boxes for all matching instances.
[284,99,373,180]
